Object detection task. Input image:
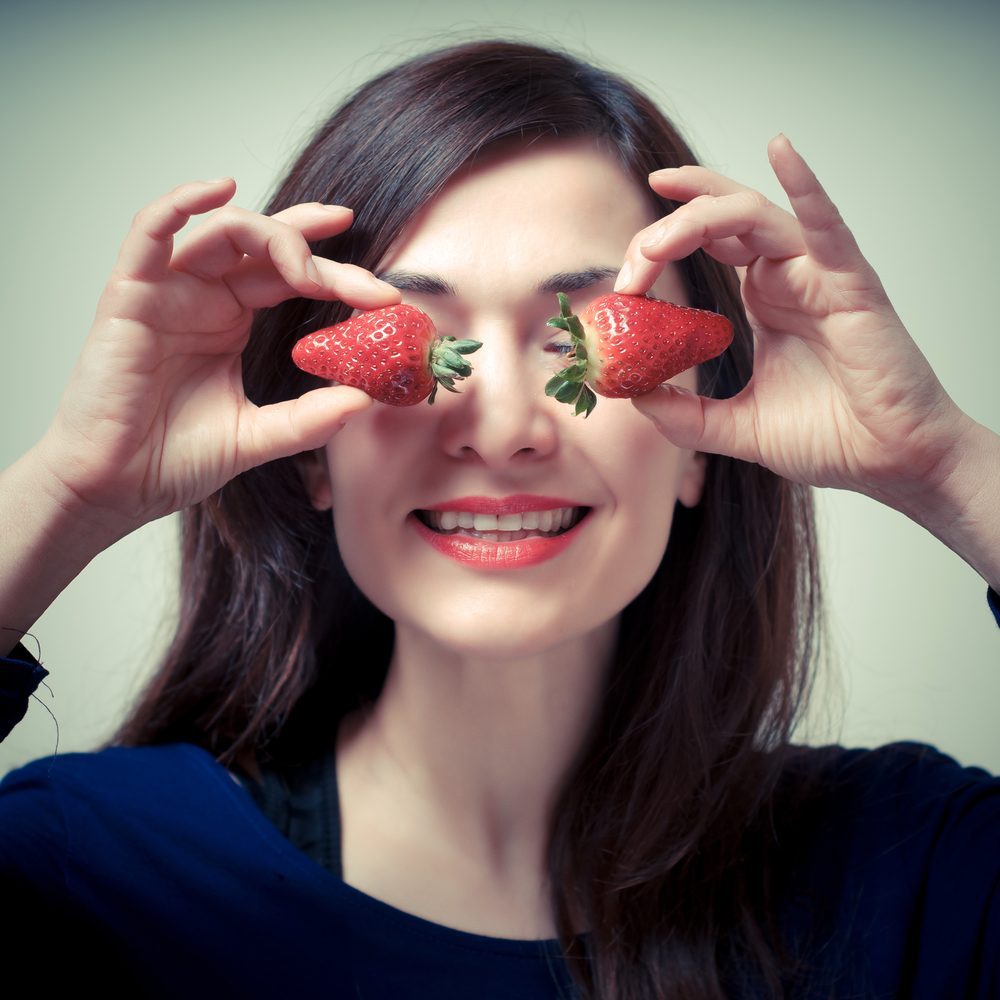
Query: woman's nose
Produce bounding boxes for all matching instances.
[435,328,559,466]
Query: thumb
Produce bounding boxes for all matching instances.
[632,383,750,461]
[631,383,710,451]
[236,386,373,470]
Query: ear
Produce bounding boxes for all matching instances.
[296,449,334,512]
[677,450,707,509]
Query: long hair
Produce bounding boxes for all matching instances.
[115,41,823,999]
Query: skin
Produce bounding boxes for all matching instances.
[298,139,705,936]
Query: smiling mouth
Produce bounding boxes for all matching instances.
[414,506,589,542]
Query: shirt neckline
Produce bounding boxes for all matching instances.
[186,742,572,958]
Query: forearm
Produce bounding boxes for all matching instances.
[0,448,134,658]
[883,415,1000,594]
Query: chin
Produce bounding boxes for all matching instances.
[395,598,623,664]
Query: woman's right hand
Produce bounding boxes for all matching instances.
[29,178,400,538]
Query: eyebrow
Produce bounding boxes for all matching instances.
[375,266,619,297]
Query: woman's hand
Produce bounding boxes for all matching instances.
[2,177,401,653]
[619,135,967,501]
[29,178,400,537]
[616,136,1000,588]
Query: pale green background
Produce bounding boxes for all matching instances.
[2,0,998,774]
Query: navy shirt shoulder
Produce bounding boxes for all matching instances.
[773,740,1000,998]
[2,738,998,998]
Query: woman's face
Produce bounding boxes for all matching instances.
[303,138,705,658]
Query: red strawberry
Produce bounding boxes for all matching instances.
[544,292,733,417]
[291,304,481,406]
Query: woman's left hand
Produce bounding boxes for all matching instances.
[616,135,1000,587]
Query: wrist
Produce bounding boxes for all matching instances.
[882,414,1000,592]
[28,432,145,549]
[0,449,140,655]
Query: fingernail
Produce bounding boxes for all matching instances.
[660,382,693,397]
[614,261,632,292]
[369,274,401,295]
[305,257,323,287]
[337,388,373,419]
[768,134,791,160]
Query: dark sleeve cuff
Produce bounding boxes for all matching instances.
[988,587,1000,629]
[0,642,50,742]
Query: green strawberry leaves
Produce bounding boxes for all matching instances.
[544,292,597,418]
[428,336,482,404]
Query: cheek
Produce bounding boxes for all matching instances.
[620,446,683,567]
[590,404,690,514]
[323,405,425,504]
[321,420,395,585]
[321,408,441,621]
[582,406,690,595]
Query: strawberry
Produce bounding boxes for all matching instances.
[291,304,481,406]
[544,292,733,417]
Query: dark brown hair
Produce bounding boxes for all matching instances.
[116,40,823,999]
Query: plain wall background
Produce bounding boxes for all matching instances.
[2,0,998,774]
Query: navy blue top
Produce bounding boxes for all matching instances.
[1,586,998,997]
[1,738,999,997]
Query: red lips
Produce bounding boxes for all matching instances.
[410,495,588,569]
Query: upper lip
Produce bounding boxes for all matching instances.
[419,495,584,514]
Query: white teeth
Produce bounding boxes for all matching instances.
[423,506,582,535]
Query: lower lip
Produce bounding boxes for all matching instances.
[410,512,586,569]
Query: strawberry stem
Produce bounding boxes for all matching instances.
[545,292,597,418]
[427,336,482,405]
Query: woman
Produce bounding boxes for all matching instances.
[2,40,998,999]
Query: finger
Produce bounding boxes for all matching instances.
[224,257,402,310]
[648,163,756,201]
[767,135,867,273]
[631,382,760,463]
[235,385,374,471]
[170,206,334,297]
[616,233,759,296]
[615,165,766,293]
[269,202,356,241]
[114,178,237,280]
[616,193,805,296]
[640,192,805,263]
[701,236,768,267]
[614,247,668,295]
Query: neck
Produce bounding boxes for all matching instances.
[340,617,619,882]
